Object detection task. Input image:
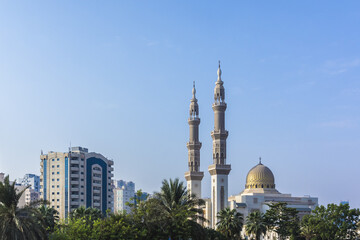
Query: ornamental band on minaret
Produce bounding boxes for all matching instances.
[184,81,204,199]
[208,61,231,228]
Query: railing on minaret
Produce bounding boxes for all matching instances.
[208,61,231,228]
[184,81,204,199]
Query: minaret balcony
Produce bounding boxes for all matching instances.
[187,142,202,149]
[208,164,231,175]
[184,171,204,181]
[212,102,227,108]
[211,130,229,139]
[188,117,200,124]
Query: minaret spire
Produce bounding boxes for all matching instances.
[208,61,231,228]
[192,81,196,99]
[185,82,204,199]
[217,61,222,82]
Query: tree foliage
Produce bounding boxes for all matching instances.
[38,204,59,233]
[300,203,360,240]
[0,175,47,240]
[245,211,267,240]
[264,202,300,240]
[216,208,243,240]
[70,205,103,222]
[152,178,206,239]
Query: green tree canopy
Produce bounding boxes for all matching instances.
[245,211,267,240]
[70,206,103,222]
[303,203,360,240]
[264,202,300,240]
[216,208,243,240]
[153,178,206,240]
[0,175,47,240]
[38,204,59,233]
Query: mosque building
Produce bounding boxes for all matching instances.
[184,62,318,232]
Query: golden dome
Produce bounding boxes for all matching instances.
[245,162,276,189]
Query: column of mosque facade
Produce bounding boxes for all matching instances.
[184,82,204,199]
[208,63,231,228]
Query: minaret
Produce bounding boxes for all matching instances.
[208,61,231,228]
[184,81,204,199]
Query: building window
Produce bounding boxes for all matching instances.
[253,198,258,204]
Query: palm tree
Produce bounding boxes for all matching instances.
[70,205,103,221]
[216,208,244,240]
[38,205,59,233]
[154,178,205,239]
[245,211,267,240]
[0,175,47,240]
[300,215,317,240]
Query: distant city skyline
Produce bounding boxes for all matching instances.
[0,1,359,208]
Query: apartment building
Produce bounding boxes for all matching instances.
[40,146,114,219]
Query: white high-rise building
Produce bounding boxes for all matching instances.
[16,174,40,192]
[113,180,135,214]
[40,146,114,219]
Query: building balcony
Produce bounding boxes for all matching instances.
[71,181,80,185]
[93,189,101,194]
[71,160,80,164]
[71,195,79,199]
[93,202,100,207]
[70,167,79,171]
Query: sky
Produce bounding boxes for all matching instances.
[0,1,359,208]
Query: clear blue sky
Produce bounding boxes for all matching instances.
[1,1,359,208]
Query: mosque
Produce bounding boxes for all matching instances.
[184,62,318,234]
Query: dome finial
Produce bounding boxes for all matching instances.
[192,81,196,99]
[217,60,222,82]
[259,157,262,164]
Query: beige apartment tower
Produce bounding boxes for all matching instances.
[208,62,231,227]
[184,82,204,199]
[40,147,114,219]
